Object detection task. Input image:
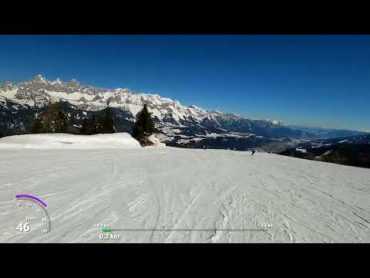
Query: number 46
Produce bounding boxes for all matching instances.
[16,223,30,233]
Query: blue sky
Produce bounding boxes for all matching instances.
[0,35,369,131]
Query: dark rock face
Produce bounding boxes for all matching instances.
[0,99,36,136]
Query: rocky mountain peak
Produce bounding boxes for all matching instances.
[31,74,47,84]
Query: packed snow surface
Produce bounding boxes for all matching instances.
[0,134,369,243]
[0,133,141,149]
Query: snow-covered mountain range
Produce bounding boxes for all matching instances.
[0,75,365,150]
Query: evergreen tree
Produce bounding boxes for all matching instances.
[101,107,115,133]
[30,116,44,133]
[81,117,95,135]
[132,104,155,142]
[54,104,68,133]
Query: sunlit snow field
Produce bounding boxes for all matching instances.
[0,134,369,243]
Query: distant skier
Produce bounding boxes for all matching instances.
[251,149,256,156]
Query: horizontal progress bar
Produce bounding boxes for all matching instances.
[103,229,267,232]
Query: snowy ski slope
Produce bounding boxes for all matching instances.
[0,134,369,243]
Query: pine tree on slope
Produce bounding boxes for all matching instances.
[132,104,155,145]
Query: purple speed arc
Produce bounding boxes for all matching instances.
[16,194,47,208]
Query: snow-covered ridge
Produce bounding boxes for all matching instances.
[0,75,281,126]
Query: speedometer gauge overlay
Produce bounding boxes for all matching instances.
[4,194,51,242]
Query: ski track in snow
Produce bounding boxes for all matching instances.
[0,147,370,243]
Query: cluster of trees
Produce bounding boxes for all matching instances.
[31,102,115,135]
[29,102,156,146]
[80,107,115,134]
[31,102,68,133]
